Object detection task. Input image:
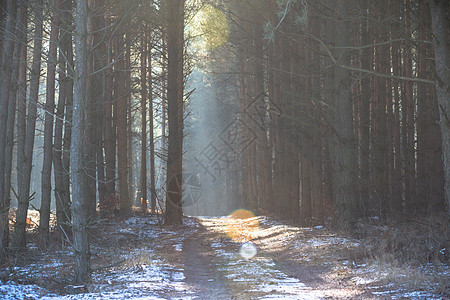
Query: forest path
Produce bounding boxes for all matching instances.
[171,216,364,299]
[1,214,380,299]
[171,215,383,299]
[181,224,233,299]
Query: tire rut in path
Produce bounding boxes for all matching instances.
[182,225,233,299]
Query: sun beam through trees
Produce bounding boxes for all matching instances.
[0,0,448,297]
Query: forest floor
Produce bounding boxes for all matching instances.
[0,210,448,299]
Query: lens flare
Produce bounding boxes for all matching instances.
[239,242,257,259]
[226,209,259,243]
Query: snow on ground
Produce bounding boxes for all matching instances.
[204,238,319,298]
[0,281,50,299]
[2,215,198,299]
[1,213,449,299]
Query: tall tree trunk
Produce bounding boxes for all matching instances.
[53,54,68,239]
[161,35,167,152]
[15,0,28,241]
[5,6,20,217]
[373,2,388,219]
[238,58,249,209]
[297,40,312,226]
[417,1,445,214]
[430,0,450,216]
[54,0,72,239]
[85,0,98,219]
[72,0,90,283]
[126,34,133,204]
[116,33,131,216]
[403,0,417,214]
[103,0,115,205]
[254,14,273,213]
[5,0,27,244]
[329,0,358,229]
[287,34,300,224]
[61,0,74,228]
[40,0,61,246]
[358,0,372,217]
[390,0,403,215]
[2,0,22,259]
[309,8,324,224]
[12,0,43,249]
[246,14,258,211]
[95,0,106,214]
[0,0,17,261]
[165,0,185,225]
[140,32,148,211]
[277,11,293,219]
[0,0,6,61]
[267,0,280,213]
[149,42,156,214]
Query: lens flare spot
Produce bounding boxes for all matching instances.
[226,209,259,243]
[240,242,257,259]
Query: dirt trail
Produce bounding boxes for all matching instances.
[175,217,373,299]
[177,218,321,299]
[182,225,233,299]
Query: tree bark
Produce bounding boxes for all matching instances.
[85,0,98,219]
[0,0,17,261]
[40,0,61,246]
[165,0,185,225]
[277,9,293,219]
[5,0,27,246]
[415,1,445,215]
[373,2,388,219]
[140,32,148,211]
[103,0,115,206]
[15,1,28,234]
[148,42,156,214]
[12,0,43,249]
[430,0,450,216]
[53,0,72,239]
[61,0,74,227]
[116,33,131,216]
[389,0,403,215]
[329,0,358,229]
[72,0,91,283]
[403,0,417,214]
[4,4,20,218]
[267,0,280,214]
[126,34,133,205]
[254,14,273,213]
[95,0,107,214]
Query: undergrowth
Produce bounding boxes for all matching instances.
[355,213,449,296]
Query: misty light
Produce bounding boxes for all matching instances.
[188,5,229,51]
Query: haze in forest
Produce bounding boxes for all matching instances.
[0,0,448,295]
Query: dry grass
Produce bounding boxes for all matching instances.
[358,214,449,265]
[352,214,450,297]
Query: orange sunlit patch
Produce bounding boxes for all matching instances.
[9,216,34,228]
[226,209,259,243]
